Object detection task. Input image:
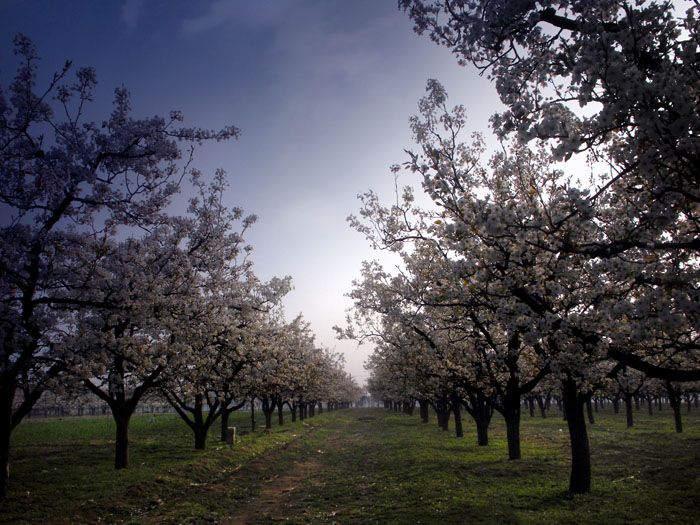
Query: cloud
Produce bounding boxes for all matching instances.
[121,0,145,31]
[182,0,291,36]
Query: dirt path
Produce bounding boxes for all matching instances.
[220,417,352,524]
[226,458,324,524]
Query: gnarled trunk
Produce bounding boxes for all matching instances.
[562,378,591,494]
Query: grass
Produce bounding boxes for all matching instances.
[2,405,699,524]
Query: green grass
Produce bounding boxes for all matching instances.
[2,405,699,524]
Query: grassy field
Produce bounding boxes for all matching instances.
[2,404,699,524]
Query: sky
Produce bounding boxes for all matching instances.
[0,0,501,386]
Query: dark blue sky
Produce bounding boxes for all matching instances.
[1,0,501,382]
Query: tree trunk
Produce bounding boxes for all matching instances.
[194,426,208,450]
[562,378,591,494]
[586,398,595,425]
[220,409,230,442]
[406,400,416,416]
[624,396,634,428]
[438,403,450,431]
[476,416,489,446]
[666,382,683,433]
[528,397,535,417]
[278,401,284,425]
[419,399,429,423]
[504,406,521,460]
[114,413,130,469]
[0,410,10,498]
[646,394,653,416]
[451,395,463,438]
[536,395,547,418]
[261,397,274,430]
[250,399,256,432]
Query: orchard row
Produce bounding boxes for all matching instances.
[0,36,361,498]
[338,0,700,495]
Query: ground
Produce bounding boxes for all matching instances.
[4,406,700,524]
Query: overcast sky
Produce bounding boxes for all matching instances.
[1,0,501,385]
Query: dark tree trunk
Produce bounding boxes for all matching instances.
[502,382,522,460]
[291,405,297,422]
[0,374,55,497]
[562,378,591,494]
[612,397,620,414]
[0,409,10,498]
[536,395,547,418]
[504,405,521,460]
[404,400,416,416]
[261,397,274,430]
[309,403,315,418]
[528,397,535,417]
[251,399,256,432]
[419,399,429,423]
[114,412,131,468]
[194,426,208,450]
[451,395,463,438]
[624,396,634,428]
[586,398,595,425]
[278,401,284,425]
[436,402,450,431]
[219,400,246,442]
[646,394,653,415]
[476,416,489,446]
[464,390,493,446]
[220,410,230,442]
[666,382,683,433]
